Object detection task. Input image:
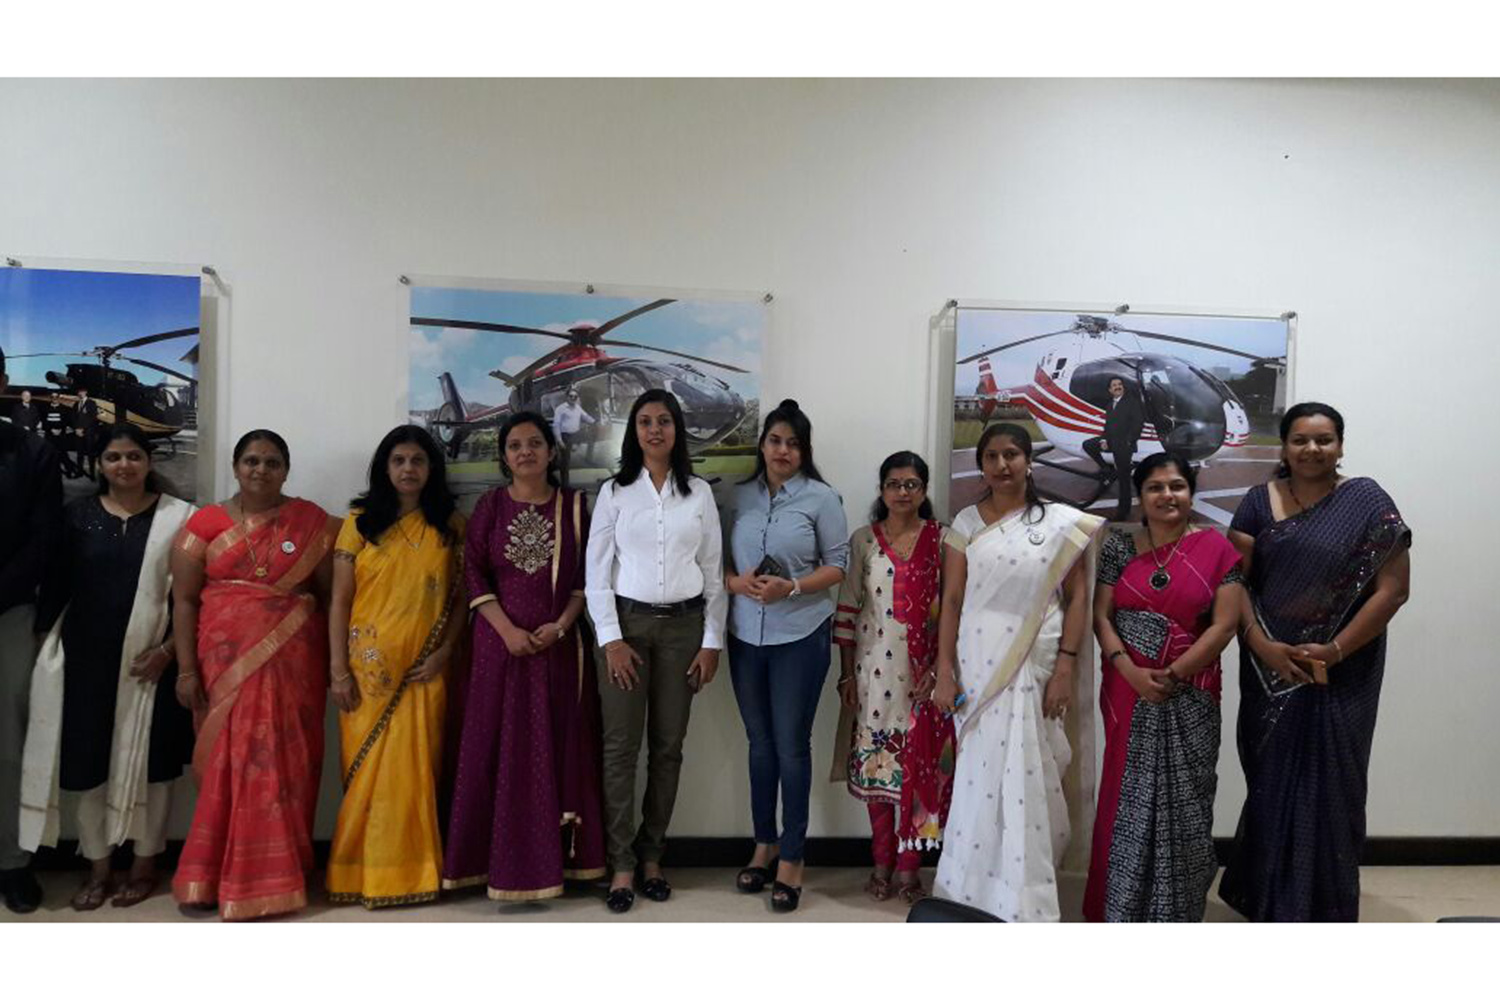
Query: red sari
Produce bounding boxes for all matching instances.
[171,498,337,920]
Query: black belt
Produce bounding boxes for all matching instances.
[618,595,705,618]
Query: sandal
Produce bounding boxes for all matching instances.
[865,872,895,901]
[71,876,114,912]
[112,876,159,908]
[736,855,779,894]
[770,880,802,913]
[895,877,928,905]
[605,887,635,914]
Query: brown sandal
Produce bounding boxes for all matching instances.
[71,876,115,911]
[895,877,928,905]
[112,876,159,908]
[865,871,895,901]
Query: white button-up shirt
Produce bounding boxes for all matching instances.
[585,472,727,649]
[553,400,594,436]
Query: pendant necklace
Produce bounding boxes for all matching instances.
[1145,524,1189,591]
[398,515,426,550]
[238,497,283,579]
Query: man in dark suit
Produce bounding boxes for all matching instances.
[74,387,100,479]
[12,390,41,435]
[1082,376,1146,521]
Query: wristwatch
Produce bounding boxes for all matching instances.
[790,578,802,598]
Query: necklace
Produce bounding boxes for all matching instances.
[882,519,921,560]
[397,513,426,550]
[235,497,284,579]
[1144,524,1191,591]
[1286,476,1336,513]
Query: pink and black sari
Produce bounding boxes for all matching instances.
[1084,527,1241,922]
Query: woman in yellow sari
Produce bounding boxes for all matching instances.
[326,426,464,908]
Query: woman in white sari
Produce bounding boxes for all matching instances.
[933,423,1105,922]
[19,425,195,909]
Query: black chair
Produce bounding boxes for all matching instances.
[907,897,1004,923]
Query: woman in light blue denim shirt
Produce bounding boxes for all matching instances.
[723,398,849,913]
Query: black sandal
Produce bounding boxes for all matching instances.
[770,880,802,913]
[638,875,672,903]
[606,887,635,914]
[736,859,778,894]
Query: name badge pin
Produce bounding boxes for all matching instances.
[1027,529,1045,546]
[282,540,297,554]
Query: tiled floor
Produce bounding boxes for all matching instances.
[5,866,1499,922]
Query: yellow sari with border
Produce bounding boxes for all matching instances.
[326,508,464,908]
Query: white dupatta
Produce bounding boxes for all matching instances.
[953,502,1104,872]
[18,494,195,851]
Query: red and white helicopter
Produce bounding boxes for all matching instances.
[959,314,1284,499]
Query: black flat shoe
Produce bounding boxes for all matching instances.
[736,865,775,894]
[606,887,635,914]
[770,880,802,913]
[1,869,42,914]
[638,876,671,903]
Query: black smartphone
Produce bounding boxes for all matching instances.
[754,554,787,578]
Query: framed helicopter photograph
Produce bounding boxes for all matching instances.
[407,277,765,507]
[942,302,1292,527]
[1,264,204,501]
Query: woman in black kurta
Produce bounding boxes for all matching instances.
[30,426,194,909]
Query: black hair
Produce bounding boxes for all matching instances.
[93,422,170,496]
[742,398,825,485]
[869,450,934,522]
[233,428,290,467]
[351,425,458,546]
[1276,401,1345,478]
[614,389,694,496]
[497,410,560,487]
[974,421,1046,524]
[1131,450,1197,495]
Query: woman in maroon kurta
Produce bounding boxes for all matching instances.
[441,412,606,900]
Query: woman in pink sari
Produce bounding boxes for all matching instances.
[169,430,339,921]
[1085,452,1241,922]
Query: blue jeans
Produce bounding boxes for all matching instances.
[727,619,831,863]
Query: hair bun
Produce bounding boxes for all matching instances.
[778,398,800,412]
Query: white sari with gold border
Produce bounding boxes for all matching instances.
[934,501,1103,922]
[18,494,195,852]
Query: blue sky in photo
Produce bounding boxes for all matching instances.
[409,287,764,411]
[0,268,200,387]
[955,308,1289,393]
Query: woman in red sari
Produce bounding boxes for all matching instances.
[1085,452,1241,922]
[169,430,339,920]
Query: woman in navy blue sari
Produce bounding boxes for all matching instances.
[1219,403,1411,922]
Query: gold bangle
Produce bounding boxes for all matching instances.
[1331,638,1345,663]
[332,672,354,683]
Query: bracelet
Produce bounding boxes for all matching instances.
[175,671,197,681]
[1057,646,1078,658]
[790,578,803,598]
[1330,638,1345,663]
[836,675,854,687]
[332,671,354,683]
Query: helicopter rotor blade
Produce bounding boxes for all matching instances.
[589,299,676,340]
[0,352,95,359]
[1113,327,1278,363]
[109,327,199,352]
[410,317,574,342]
[595,339,749,373]
[957,328,1078,365]
[114,356,199,384]
[506,346,573,384]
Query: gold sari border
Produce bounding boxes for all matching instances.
[562,867,607,881]
[175,531,208,559]
[174,880,218,905]
[220,889,308,922]
[441,874,491,891]
[489,883,564,902]
[327,889,439,910]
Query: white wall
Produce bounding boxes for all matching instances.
[3,78,1495,840]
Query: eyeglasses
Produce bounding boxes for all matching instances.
[882,479,925,493]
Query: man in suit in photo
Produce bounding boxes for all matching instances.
[1082,375,1146,521]
[74,386,100,479]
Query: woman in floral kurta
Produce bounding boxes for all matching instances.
[832,452,958,904]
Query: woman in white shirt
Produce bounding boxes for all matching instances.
[585,389,727,914]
